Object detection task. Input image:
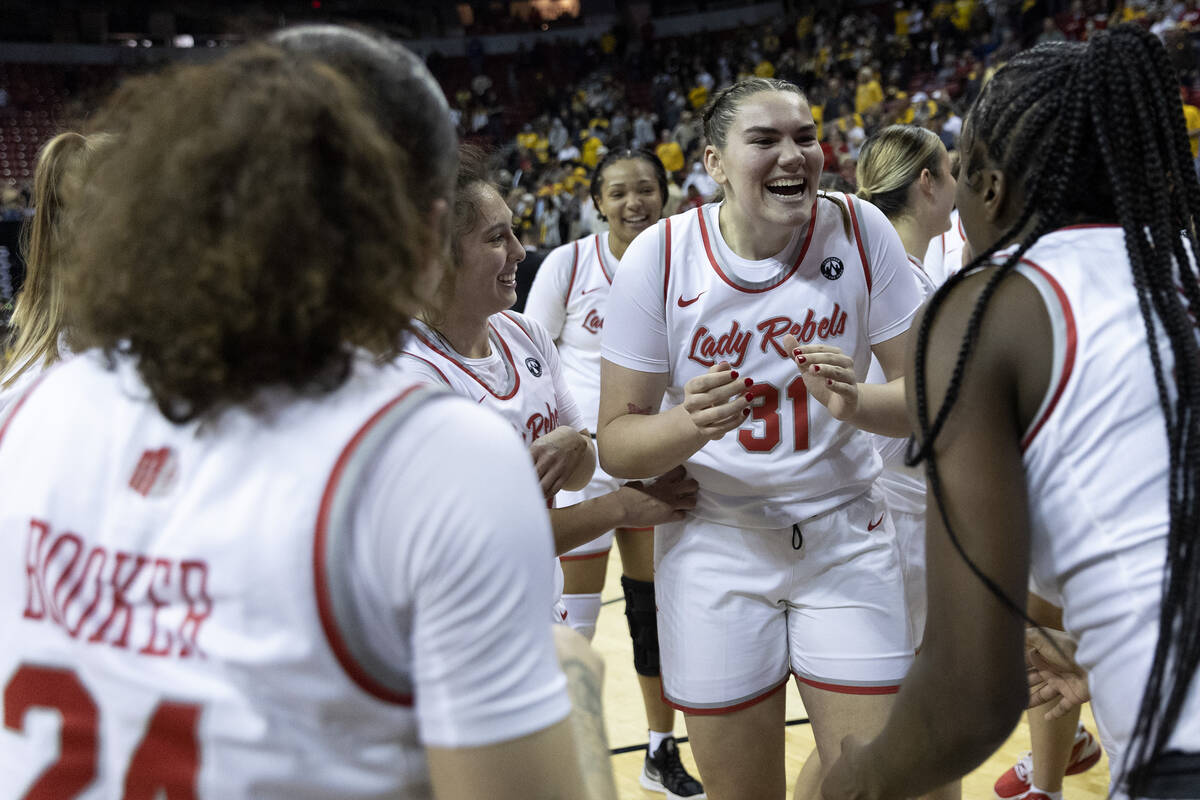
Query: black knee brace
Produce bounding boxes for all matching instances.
[621,575,660,677]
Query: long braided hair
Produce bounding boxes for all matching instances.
[908,25,1200,794]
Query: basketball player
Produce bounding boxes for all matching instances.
[822,25,1200,800]
[0,131,113,411]
[525,148,705,798]
[597,77,925,800]
[399,145,699,616]
[0,43,614,800]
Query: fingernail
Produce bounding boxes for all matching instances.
[744,378,753,387]
[742,408,750,416]
[730,370,738,379]
[813,365,821,373]
[744,392,754,401]
[826,378,833,386]
[792,348,802,356]
[796,356,806,364]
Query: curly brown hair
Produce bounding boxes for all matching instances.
[66,45,434,422]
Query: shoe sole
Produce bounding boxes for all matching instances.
[640,772,707,800]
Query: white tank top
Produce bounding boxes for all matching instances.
[1014,225,1200,769]
[0,354,569,798]
[603,197,924,527]
[524,232,618,430]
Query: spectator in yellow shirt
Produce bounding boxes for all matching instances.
[855,66,884,114]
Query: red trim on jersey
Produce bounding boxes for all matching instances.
[662,218,673,304]
[908,254,929,277]
[594,234,615,284]
[956,213,965,241]
[559,550,610,562]
[500,311,538,347]
[1019,259,1077,452]
[846,193,872,293]
[314,385,423,706]
[662,675,788,715]
[793,673,900,695]
[565,240,580,301]
[1057,223,1120,231]
[411,322,522,400]
[0,371,51,448]
[696,203,816,294]
[396,352,451,385]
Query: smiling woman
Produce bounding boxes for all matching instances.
[595,77,928,800]
[399,144,698,627]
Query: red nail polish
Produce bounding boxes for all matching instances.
[744,378,753,387]
[742,408,750,416]
[792,348,802,356]
[826,378,833,386]
[730,370,738,379]
[797,356,806,364]
[812,365,820,372]
[744,392,754,401]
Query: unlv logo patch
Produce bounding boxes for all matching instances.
[525,357,543,377]
[820,257,844,280]
[129,447,178,497]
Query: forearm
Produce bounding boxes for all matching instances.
[554,626,619,800]
[597,405,705,479]
[854,636,1027,796]
[562,434,596,492]
[549,492,636,555]
[849,378,911,437]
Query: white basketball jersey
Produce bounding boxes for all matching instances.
[1015,225,1200,769]
[603,197,923,527]
[524,232,617,430]
[0,354,569,798]
[868,254,939,514]
[400,312,584,445]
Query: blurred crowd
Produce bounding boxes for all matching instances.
[440,0,1200,250]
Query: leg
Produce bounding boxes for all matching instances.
[654,518,793,800]
[615,526,675,732]
[995,594,1100,799]
[685,687,787,800]
[560,536,613,641]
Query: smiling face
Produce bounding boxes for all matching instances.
[594,158,665,251]
[704,90,824,250]
[453,182,525,321]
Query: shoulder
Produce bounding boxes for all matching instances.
[540,238,583,271]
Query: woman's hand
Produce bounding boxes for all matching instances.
[681,361,752,440]
[1025,627,1091,719]
[530,426,591,500]
[783,334,860,421]
[615,466,699,527]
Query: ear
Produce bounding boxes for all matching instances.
[918,167,935,198]
[979,167,1010,225]
[703,145,726,186]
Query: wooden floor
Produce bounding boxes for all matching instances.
[592,549,1112,800]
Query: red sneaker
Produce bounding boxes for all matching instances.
[993,725,1102,799]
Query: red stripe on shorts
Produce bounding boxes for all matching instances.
[663,675,788,715]
[793,673,899,695]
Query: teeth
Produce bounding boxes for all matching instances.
[767,178,805,188]
[624,216,648,224]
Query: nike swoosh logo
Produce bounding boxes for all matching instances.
[867,514,885,531]
[677,291,706,307]
[580,287,602,296]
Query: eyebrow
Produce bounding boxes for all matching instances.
[742,124,817,137]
